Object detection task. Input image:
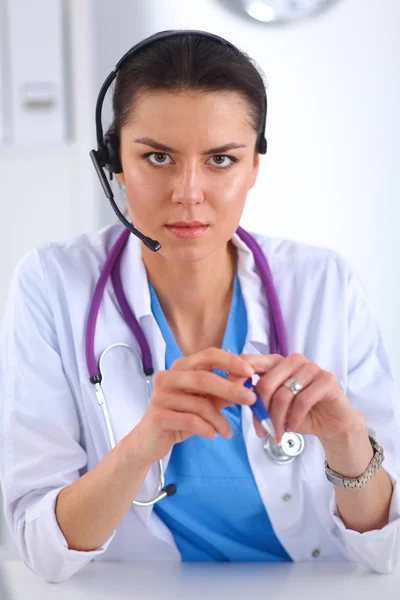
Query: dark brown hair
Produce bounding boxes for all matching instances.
[107,32,267,153]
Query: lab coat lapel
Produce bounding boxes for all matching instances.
[232,231,271,352]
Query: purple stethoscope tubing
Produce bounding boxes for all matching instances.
[85,225,288,382]
[84,226,295,505]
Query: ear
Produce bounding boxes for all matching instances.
[249,152,260,190]
[115,171,126,186]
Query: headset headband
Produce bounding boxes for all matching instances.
[94,29,268,167]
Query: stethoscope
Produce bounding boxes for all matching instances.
[85,225,305,507]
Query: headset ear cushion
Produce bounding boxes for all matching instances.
[104,133,123,173]
[258,137,267,154]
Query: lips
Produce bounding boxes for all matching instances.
[166,221,207,227]
[165,223,209,239]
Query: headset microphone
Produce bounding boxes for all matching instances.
[89,149,161,252]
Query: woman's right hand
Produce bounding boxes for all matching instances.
[125,347,257,465]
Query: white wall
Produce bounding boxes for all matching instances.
[0,0,99,318]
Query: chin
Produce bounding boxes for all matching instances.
[164,246,212,264]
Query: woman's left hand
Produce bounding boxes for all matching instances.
[229,352,364,445]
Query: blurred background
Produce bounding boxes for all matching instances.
[0,0,399,562]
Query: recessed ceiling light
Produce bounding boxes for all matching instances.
[240,0,340,24]
[246,2,276,22]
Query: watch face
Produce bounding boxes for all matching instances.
[242,0,339,23]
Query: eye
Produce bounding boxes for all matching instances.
[142,152,238,170]
[206,155,237,170]
[144,152,173,167]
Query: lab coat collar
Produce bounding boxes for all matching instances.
[119,227,271,355]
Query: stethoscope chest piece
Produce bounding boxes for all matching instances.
[263,432,305,464]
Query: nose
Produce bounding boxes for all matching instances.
[171,162,204,206]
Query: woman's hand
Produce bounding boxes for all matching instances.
[127,348,256,465]
[230,352,364,445]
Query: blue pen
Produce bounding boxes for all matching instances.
[244,378,276,438]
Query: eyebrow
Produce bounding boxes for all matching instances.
[133,137,247,155]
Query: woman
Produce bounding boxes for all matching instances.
[1,30,400,583]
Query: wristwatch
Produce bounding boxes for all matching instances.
[324,435,385,489]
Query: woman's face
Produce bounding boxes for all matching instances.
[116,90,260,263]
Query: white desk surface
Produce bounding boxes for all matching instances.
[1,560,400,600]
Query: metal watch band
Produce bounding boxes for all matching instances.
[324,435,384,489]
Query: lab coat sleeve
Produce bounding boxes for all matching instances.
[327,263,400,573]
[0,249,116,583]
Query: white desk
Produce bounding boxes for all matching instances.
[1,560,400,600]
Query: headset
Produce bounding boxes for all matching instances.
[90,29,268,253]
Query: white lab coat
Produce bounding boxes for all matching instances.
[1,223,400,583]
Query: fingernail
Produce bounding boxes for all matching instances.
[224,428,233,439]
[243,364,254,376]
[239,390,256,404]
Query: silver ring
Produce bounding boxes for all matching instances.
[283,377,303,396]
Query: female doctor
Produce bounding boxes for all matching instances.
[1,30,400,583]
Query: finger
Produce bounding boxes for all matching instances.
[199,392,232,413]
[266,362,318,442]
[161,391,233,438]
[170,347,254,378]
[157,409,220,440]
[162,369,257,407]
[239,353,284,374]
[252,414,266,438]
[226,372,250,386]
[255,353,308,412]
[285,372,335,433]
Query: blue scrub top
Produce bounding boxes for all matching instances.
[149,259,292,562]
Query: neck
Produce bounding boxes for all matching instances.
[141,241,237,353]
